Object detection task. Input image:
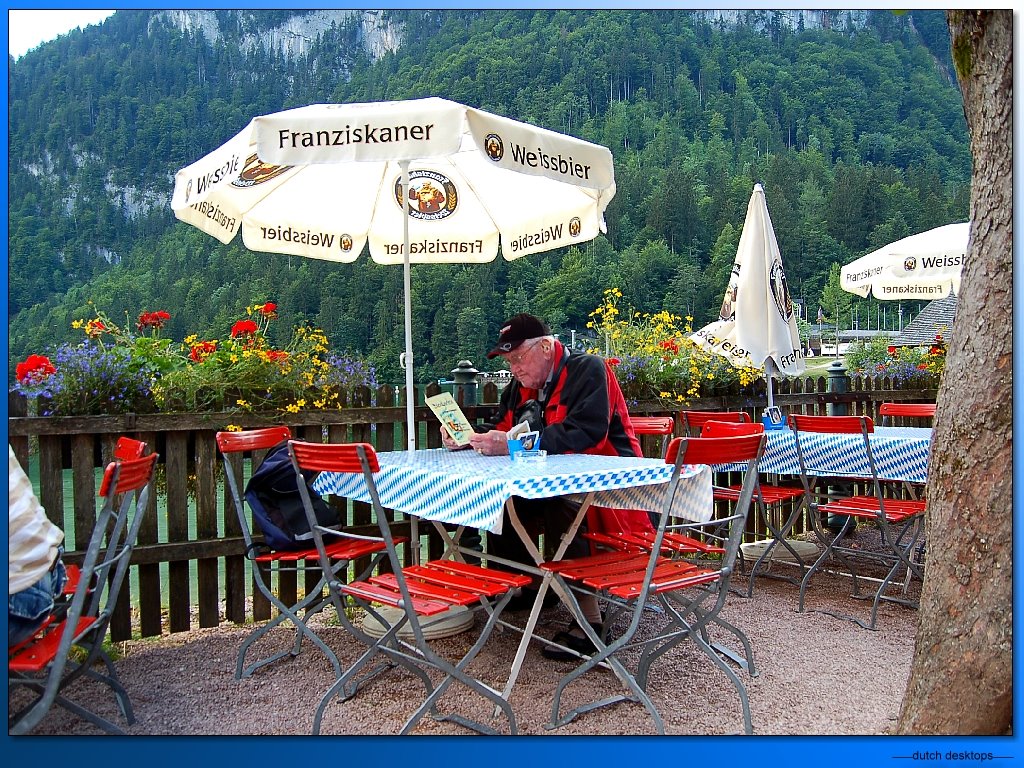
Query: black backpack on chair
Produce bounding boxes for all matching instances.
[243,441,341,551]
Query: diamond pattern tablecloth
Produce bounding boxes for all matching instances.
[718,426,932,483]
[312,448,712,534]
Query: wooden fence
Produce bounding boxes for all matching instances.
[7,375,936,641]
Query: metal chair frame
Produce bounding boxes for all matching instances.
[541,433,765,735]
[9,451,158,734]
[216,426,391,680]
[288,440,532,736]
[788,414,926,630]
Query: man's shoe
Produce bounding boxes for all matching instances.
[541,623,603,661]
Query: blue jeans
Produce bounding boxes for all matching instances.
[9,550,66,647]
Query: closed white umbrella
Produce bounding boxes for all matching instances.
[171,97,616,450]
[840,222,969,300]
[691,183,804,417]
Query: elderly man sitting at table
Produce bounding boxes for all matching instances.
[441,313,644,661]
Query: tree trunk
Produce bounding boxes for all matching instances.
[897,10,1013,734]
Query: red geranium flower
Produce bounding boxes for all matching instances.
[887,346,897,356]
[231,319,258,338]
[259,302,277,317]
[266,349,289,363]
[607,357,621,366]
[16,354,56,385]
[137,310,171,330]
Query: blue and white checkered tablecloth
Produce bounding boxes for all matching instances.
[312,448,712,534]
[721,426,932,483]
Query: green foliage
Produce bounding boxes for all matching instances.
[8,10,970,386]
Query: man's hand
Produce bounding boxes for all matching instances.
[467,429,510,456]
[440,426,470,451]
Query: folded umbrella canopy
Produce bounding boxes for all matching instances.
[171,97,616,450]
[840,222,969,301]
[690,183,805,415]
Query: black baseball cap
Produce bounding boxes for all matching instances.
[486,313,551,359]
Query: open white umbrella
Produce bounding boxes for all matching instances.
[171,97,616,450]
[840,222,969,300]
[690,183,805,418]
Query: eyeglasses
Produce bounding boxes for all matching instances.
[506,338,543,366]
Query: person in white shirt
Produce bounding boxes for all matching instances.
[9,445,66,647]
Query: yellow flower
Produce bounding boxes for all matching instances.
[285,403,300,414]
[225,424,243,432]
[236,399,250,408]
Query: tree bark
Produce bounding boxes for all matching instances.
[897,10,1013,734]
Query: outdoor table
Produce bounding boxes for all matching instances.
[725,426,933,483]
[313,448,712,704]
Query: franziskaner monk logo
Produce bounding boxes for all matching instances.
[394,170,458,221]
[232,153,292,188]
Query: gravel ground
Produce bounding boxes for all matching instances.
[13,554,920,737]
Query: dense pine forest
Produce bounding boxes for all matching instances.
[7,9,970,384]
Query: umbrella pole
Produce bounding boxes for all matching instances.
[765,357,775,410]
[400,160,419,564]
[400,160,416,453]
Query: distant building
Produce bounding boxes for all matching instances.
[894,294,958,346]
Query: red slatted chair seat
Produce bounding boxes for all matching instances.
[253,536,401,565]
[344,563,531,616]
[9,617,98,674]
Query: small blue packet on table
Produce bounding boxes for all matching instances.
[761,406,787,430]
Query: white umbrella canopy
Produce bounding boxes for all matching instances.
[840,222,969,301]
[171,97,616,450]
[691,183,805,413]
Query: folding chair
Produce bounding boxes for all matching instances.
[699,421,809,597]
[680,410,751,436]
[788,414,926,630]
[216,426,392,679]
[9,451,158,734]
[288,440,532,735]
[877,402,934,578]
[542,433,765,734]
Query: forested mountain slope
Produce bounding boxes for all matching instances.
[7,9,969,383]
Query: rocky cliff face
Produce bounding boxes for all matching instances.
[151,9,402,60]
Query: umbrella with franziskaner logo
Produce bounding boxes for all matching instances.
[171,97,616,451]
[840,222,970,301]
[690,183,805,421]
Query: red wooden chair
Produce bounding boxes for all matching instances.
[216,426,392,680]
[629,415,675,458]
[9,451,158,734]
[541,433,765,734]
[788,414,926,629]
[680,410,751,436]
[288,440,531,735]
[878,402,936,425]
